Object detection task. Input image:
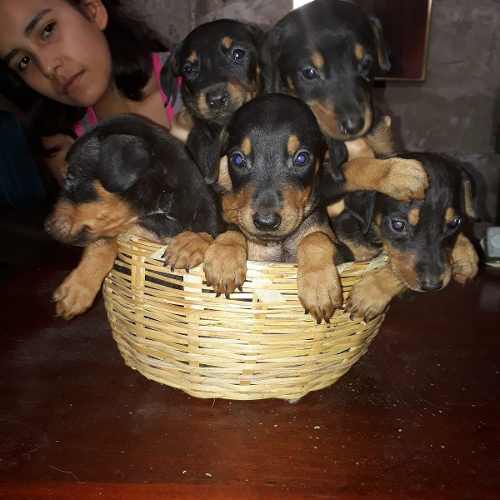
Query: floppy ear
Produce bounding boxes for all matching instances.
[98,134,151,193]
[186,120,227,185]
[160,45,181,106]
[259,27,284,93]
[369,16,391,73]
[345,191,377,234]
[325,137,348,183]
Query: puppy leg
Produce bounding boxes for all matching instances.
[451,233,479,284]
[204,231,247,297]
[343,157,428,201]
[163,231,214,271]
[53,238,118,320]
[346,264,405,322]
[297,232,343,324]
[169,108,193,144]
[364,115,395,157]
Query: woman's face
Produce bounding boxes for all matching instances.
[0,0,112,107]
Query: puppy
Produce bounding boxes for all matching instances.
[330,152,480,321]
[45,114,224,319]
[161,19,264,152]
[261,0,394,178]
[166,94,430,323]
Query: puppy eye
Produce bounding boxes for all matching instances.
[293,150,311,167]
[359,55,373,78]
[447,215,462,231]
[229,152,247,168]
[231,48,246,63]
[182,63,193,75]
[301,66,320,80]
[389,218,407,233]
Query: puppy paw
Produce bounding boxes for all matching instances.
[204,239,247,297]
[382,158,429,201]
[452,234,479,285]
[346,277,391,322]
[297,262,343,324]
[53,272,99,320]
[163,231,213,271]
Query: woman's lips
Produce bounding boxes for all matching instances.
[62,70,85,96]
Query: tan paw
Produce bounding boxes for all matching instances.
[163,231,213,271]
[452,254,479,285]
[297,262,343,324]
[53,273,99,320]
[381,159,429,201]
[204,240,247,297]
[346,279,391,322]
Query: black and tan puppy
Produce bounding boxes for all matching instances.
[45,114,224,320]
[261,0,393,178]
[330,153,480,321]
[166,94,429,323]
[161,19,264,152]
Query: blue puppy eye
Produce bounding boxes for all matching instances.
[230,152,246,168]
[294,150,311,167]
[232,48,246,63]
[390,218,407,233]
[302,66,319,80]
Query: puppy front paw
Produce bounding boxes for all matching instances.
[53,272,100,320]
[452,235,479,285]
[345,276,391,322]
[297,262,343,324]
[204,239,247,297]
[163,231,213,271]
[382,158,429,201]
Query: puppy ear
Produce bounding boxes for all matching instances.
[345,191,377,234]
[160,45,181,106]
[98,135,151,193]
[325,138,348,183]
[259,27,284,93]
[369,16,391,73]
[186,121,227,185]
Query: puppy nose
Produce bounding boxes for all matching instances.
[253,212,282,231]
[420,277,444,291]
[207,89,230,109]
[338,115,364,136]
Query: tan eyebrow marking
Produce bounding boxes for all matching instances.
[187,51,198,63]
[287,135,300,156]
[445,207,456,223]
[354,43,365,61]
[311,51,324,69]
[408,208,420,226]
[241,136,252,155]
[222,36,233,49]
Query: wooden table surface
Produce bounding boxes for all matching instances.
[1,211,499,499]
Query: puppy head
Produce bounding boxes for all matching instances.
[45,126,152,246]
[210,94,326,242]
[162,19,264,125]
[369,154,469,292]
[261,0,390,140]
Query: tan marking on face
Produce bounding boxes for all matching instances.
[287,77,296,92]
[445,207,456,223]
[222,36,233,49]
[241,137,252,156]
[354,43,365,61]
[196,93,209,116]
[364,115,395,156]
[384,244,419,290]
[311,51,324,69]
[408,208,420,226]
[287,135,300,156]
[227,81,252,107]
[375,214,383,226]
[187,51,198,63]
[221,184,255,226]
[217,156,233,192]
[326,199,345,219]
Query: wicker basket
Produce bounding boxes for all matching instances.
[103,234,387,401]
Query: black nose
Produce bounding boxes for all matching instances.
[207,89,230,109]
[253,212,282,231]
[420,277,444,291]
[338,115,364,136]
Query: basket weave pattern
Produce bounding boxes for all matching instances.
[103,234,387,400]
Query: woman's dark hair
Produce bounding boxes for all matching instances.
[1,0,168,140]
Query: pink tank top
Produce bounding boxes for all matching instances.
[73,53,178,137]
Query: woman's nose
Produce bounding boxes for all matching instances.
[38,52,63,80]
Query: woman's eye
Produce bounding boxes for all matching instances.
[17,55,31,72]
[229,152,247,168]
[302,66,319,80]
[447,215,462,231]
[231,48,246,63]
[293,150,311,167]
[390,218,407,233]
[41,22,56,41]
